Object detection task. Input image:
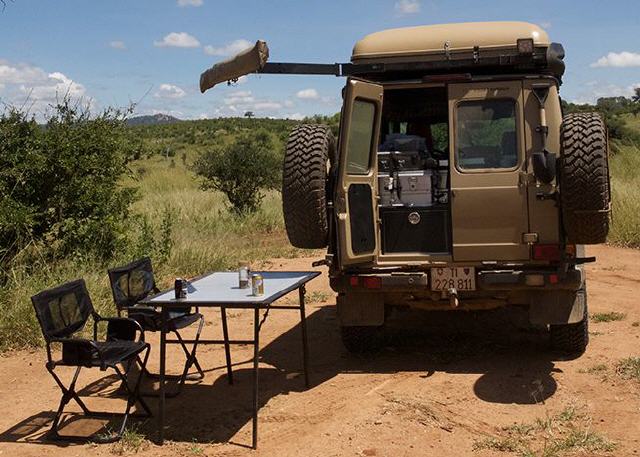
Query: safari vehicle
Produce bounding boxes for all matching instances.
[199,22,611,356]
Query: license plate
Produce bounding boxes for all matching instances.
[431,267,476,291]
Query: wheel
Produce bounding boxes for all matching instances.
[282,124,335,249]
[559,112,611,244]
[340,326,383,354]
[550,289,589,356]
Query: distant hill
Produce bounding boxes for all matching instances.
[127,113,181,126]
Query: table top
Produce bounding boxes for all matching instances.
[141,271,321,307]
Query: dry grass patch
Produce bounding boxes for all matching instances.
[590,312,626,323]
[473,404,616,456]
[615,357,640,382]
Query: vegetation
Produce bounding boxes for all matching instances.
[0,101,139,271]
[473,404,616,456]
[194,129,282,214]
[0,110,315,351]
[615,357,640,382]
[590,312,627,323]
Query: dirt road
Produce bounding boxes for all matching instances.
[0,244,638,456]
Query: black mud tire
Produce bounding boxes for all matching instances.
[560,113,611,244]
[341,326,383,354]
[550,289,589,357]
[282,124,335,249]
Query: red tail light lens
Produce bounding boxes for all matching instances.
[363,276,382,289]
[533,244,561,261]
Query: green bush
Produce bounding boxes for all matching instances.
[0,101,139,271]
[194,129,281,214]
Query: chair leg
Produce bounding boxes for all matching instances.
[48,365,86,439]
[137,317,205,399]
[45,348,153,444]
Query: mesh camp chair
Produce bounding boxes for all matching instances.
[108,257,205,396]
[31,279,151,443]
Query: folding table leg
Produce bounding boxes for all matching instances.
[221,307,234,385]
[252,307,260,449]
[158,307,167,444]
[299,286,310,388]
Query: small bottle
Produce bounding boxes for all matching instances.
[239,264,250,289]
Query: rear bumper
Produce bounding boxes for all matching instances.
[330,267,583,294]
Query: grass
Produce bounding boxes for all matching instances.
[473,404,616,456]
[109,427,149,455]
[579,363,608,375]
[615,357,640,381]
[608,144,640,247]
[0,151,311,351]
[590,312,627,323]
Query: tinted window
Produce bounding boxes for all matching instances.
[346,100,376,175]
[456,100,518,170]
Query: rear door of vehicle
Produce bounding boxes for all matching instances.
[335,78,383,267]
[448,81,529,261]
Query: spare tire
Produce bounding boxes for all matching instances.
[559,113,611,244]
[282,124,335,249]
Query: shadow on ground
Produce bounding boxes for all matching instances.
[0,304,561,446]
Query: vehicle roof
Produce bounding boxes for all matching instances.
[352,21,550,62]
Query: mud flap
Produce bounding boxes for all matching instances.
[337,292,384,326]
[528,289,585,325]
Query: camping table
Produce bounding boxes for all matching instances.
[141,270,320,449]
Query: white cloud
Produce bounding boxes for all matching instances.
[253,101,282,110]
[296,88,319,100]
[591,51,640,68]
[570,81,640,105]
[539,21,552,29]
[154,32,200,48]
[0,60,89,117]
[287,113,305,120]
[217,89,287,115]
[109,40,126,50]
[204,39,252,56]
[177,0,203,6]
[395,0,420,15]
[154,83,186,99]
[224,90,254,105]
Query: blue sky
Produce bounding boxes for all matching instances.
[1,0,638,120]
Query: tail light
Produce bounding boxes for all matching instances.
[363,276,382,289]
[533,244,561,261]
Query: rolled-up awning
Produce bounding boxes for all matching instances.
[199,40,269,93]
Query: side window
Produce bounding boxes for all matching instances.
[346,99,376,175]
[456,99,518,170]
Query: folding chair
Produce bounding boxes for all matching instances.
[108,257,205,396]
[31,279,151,443]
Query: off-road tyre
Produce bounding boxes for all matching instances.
[550,289,588,357]
[282,124,335,249]
[341,326,384,354]
[560,113,610,244]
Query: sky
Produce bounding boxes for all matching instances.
[0,0,639,120]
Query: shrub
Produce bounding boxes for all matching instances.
[194,129,281,214]
[0,100,139,272]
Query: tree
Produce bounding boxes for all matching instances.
[0,100,139,268]
[633,88,640,117]
[244,111,254,118]
[194,129,281,214]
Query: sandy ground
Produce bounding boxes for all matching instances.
[0,244,638,457]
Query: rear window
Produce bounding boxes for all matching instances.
[455,99,518,170]
[346,99,376,175]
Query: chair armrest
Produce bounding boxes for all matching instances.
[94,316,145,342]
[51,337,106,369]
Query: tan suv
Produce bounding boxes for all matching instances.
[200,21,611,356]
